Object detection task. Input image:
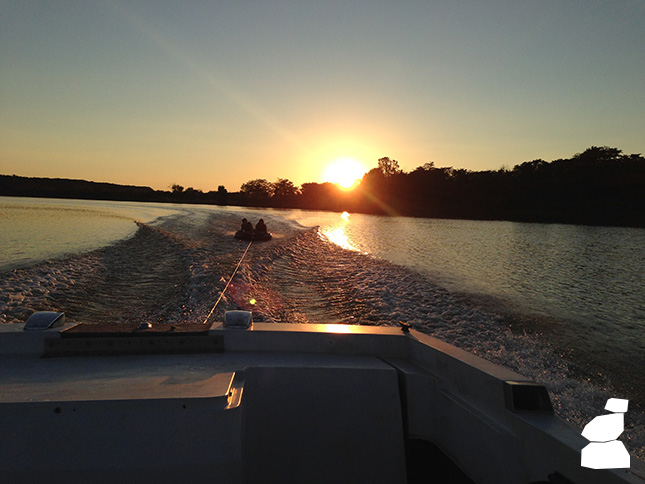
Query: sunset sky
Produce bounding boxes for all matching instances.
[2,1,644,192]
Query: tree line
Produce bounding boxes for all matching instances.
[237,146,645,227]
[0,176,231,205]
[2,146,643,227]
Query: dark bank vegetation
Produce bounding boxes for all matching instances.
[237,146,645,227]
[0,177,231,205]
[354,146,645,227]
[2,146,644,227]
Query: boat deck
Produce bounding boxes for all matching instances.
[1,321,643,484]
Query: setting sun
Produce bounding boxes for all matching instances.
[323,158,367,189]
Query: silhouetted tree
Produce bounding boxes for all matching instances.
[183,187,203,201]
[273,178,298,198]
[377,157,401,177]
[269,178,298,207]
[240,179,273,204]
[299,182,349,211]
[574,146,623,163]
[216,185,228,205]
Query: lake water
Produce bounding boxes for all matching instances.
[1,196,643,457]
[298,210,645,405]
[0,197,182,272]
[296,210,645,327]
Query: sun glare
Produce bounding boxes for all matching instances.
[323,158,367,189]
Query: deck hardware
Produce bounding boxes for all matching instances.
[224,310,253,329]
[503,380,554,413]
[24,311,65,331]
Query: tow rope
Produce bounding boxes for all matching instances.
[202,239,253,325]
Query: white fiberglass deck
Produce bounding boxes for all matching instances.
[1,321,643,484]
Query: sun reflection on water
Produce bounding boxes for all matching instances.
[318,212,359,251]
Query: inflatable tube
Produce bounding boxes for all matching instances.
[234,231,272,242]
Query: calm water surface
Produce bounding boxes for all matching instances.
[315,213,645,326]
[0,197,181,272]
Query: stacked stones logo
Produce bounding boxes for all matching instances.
[581,398,630,469]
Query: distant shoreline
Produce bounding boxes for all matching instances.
[2,188,642,230]
[3,151,645,230]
